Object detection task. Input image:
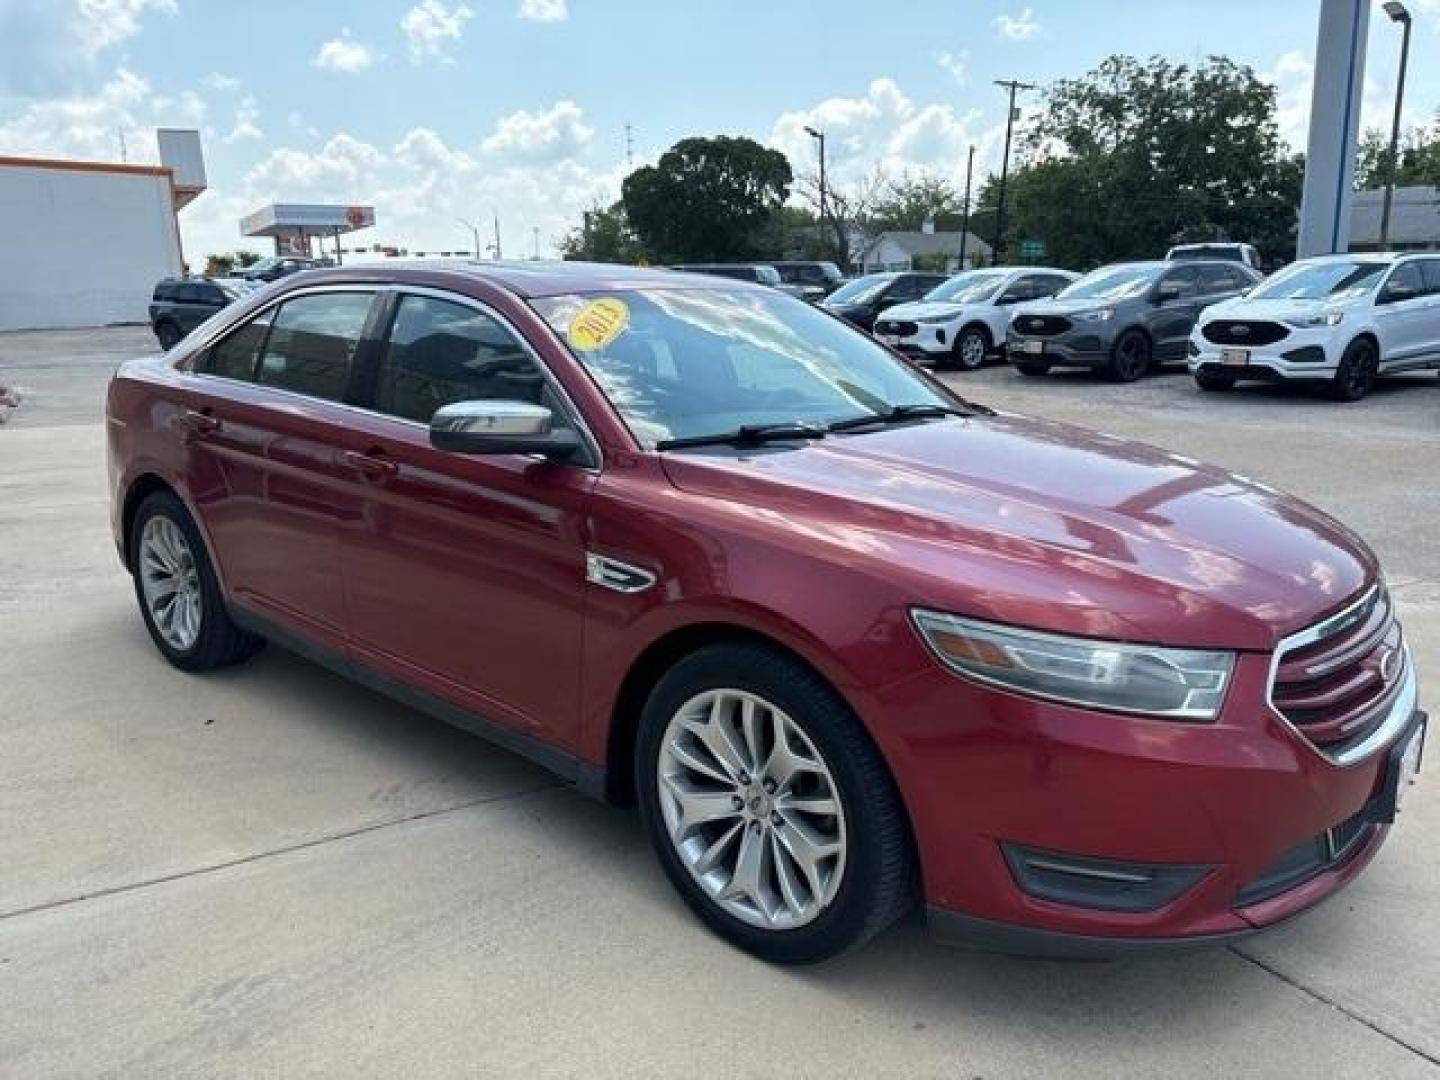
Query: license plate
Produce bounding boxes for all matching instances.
[1394,721,1425,816]
[1023,340,1044,355]
[1221,347,1250,366]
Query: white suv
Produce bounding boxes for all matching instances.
[872,267,1077,370]
[1189,252,1440,401]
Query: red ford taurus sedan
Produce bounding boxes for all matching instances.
[106,261,1425,962]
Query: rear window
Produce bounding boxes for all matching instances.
[153,282,177,302]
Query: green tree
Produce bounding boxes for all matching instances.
[870,172,965,233]
[1356,117,1440,189]
[559,200,646,264]
[992,55,1301,268]
[622,136,793,262]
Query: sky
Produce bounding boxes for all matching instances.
[2,0,1438,264]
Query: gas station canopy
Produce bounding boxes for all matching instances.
[240,203,375,256]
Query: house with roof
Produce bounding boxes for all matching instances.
[858,224,993,274]
[1349,185,1440,252]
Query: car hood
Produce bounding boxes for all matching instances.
[1198,296,1359,322]
[659,415,1374,649]
[1016,297,1133,317]
[879,301,974,321]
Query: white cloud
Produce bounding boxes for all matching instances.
[204,71,240,92]
[0,0,176,95]
[1262,44,1426,155]
[936,50,967,85]
[519,0,568,21]
[481,100,594,161]
[224,96,262,144]
[0,67,155,158]
[401,0,473,60]
[313,30,375,73]
[995,7,1040,40]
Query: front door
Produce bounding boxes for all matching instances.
[182,288,378,650]
[338,291,598,748]
[1149,265,1203,359]
[1374,261,1430,366]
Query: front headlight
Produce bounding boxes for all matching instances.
[1283,311,1344,328]
[1074,308,1115,322]
[910,610,1234,720]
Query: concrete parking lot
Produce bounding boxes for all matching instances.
[1,325,1437,1078]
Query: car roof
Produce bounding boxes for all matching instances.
[275,260,760,299]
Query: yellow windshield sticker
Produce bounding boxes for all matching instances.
[568,297,630,352]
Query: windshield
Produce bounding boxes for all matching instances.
[924,271,1010,304]
[1249,260,1386,301]
[531,287,952,448]
[825,274,895,305]
[244,257,280,277]
[1057,265,1163,301]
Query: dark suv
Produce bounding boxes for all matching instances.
[149,278,244,350]
[764,261,846,300]
[820,272,948,331]
[1006,260,1260,382]
[241,256,328,283]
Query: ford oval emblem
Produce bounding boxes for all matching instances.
[1029,318,1043,329]
[1230,324,1250,336]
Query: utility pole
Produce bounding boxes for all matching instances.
[804,126,829,261]
[457,217,481,258]
[993,79,1035,266]
[118,128,127,162]
[532,226,541,260]
[959,144,975,269]
[1379,1,1413,250]
[625,122,634,167]
[491,211,503,259]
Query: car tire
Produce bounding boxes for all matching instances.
[1108,330,1151,382]
[130,490,264,672]
[952,325,991,371]
[1328,338,1379,402]
[1194,369,1236,392]
[1015,361,1050,376]
[155,321,183,351]
[635,642,916,964]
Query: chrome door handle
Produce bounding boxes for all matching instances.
[182,409,220,435]
[343,450,398,480]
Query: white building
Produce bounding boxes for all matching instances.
[858,229,993,273]
[0,130,206,331]
[1349,186,1440,252]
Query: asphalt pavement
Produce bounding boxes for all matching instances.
[1,326,1436,1078]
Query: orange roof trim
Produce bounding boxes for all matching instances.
[0,154,174,179]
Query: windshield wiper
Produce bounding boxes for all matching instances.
[826,402,987,433]
[655,422,828,452]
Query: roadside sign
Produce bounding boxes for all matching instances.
[1019,238,1046,260]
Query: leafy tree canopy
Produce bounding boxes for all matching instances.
[622,135,793,263]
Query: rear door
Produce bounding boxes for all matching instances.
[183,287,380,651]
[337,290,598,749]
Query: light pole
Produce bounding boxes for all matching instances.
[457,217,481,258]
[959,144,975,268]
[1379,1,1412,251]
[804,125,829,260]
[993,79,1035,266]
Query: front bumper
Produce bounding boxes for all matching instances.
[1188,325,1342,381]
[861,642,1423,953]
[875,326,950,359]
[1006,327,1116,368]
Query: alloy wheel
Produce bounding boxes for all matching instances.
[1344,343,1377,399]
[656,689,848,930]
[1115,334,1149,381]
[957,331,987,370]
[138,515,203,651]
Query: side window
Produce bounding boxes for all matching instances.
[1039,275,1073,296]
[374,294,570,426]
[256,291,373,402]
[1197,265,1237,294]
[204,308,273,382]
[1420,260,1440,296]
[1382,261,1424,302]
[1161,266,1200,297]
[888,276,927,301]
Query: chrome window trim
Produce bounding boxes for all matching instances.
[1265,583,1416,767]
[182,281,602,471]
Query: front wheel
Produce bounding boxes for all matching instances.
[636,643,915,964]
[1329,338,1379,402]
[952,326,991,371]
[130,491,263,671]
[155,321,182,351]
[1194,369,1236,392]
[1108,330,1151,382]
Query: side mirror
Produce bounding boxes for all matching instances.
[429,400,580,460]
[1380,282,1419,304]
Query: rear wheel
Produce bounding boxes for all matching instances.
[1329,338,1379,402]
[636,643,915,964]
[1108,330,1151,382]
[1194,369,1236,392]
[154,321,182,351]
[130,491,263,671]
[952,325,991,371]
